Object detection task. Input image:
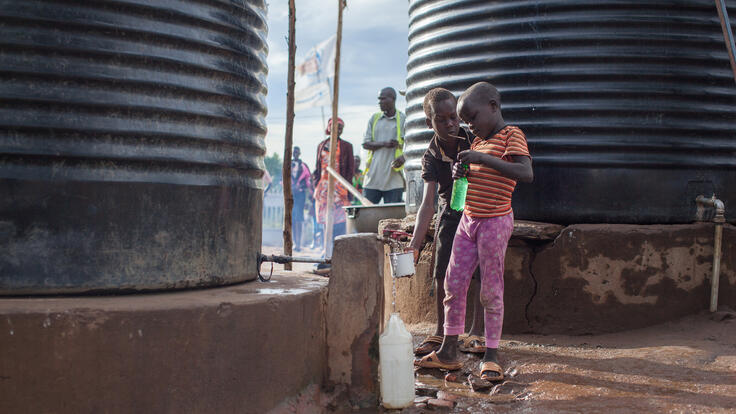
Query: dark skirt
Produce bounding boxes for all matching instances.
[292,190,306,223]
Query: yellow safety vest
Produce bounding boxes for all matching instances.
[365,111,404,175]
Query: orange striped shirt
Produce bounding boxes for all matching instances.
[465,125,530,218]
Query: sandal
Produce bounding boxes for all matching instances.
[459,335,486,354]
[479,361,504,382]
[414,351,463,371]
[415,335,443,355]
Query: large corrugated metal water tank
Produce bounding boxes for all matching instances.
[0,0,268,294]
[405,0,736,224]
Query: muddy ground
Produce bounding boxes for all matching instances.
[402,310,735,413]
[261,246,736,413]
[274,309,735,413]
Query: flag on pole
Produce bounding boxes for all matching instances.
[295,35,336,111]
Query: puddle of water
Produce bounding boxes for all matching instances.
[257,288,310,295]
[416,374,488,400]
[416,373,528,408]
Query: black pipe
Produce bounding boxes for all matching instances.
[256,253,330,282]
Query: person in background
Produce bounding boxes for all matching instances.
[408,88,485,356]
[312,117,355,274]
[415,82,533,383]
[362,87,405,204]
[291,146,311,251]
[308,192,322,250]
[351,155,364,205]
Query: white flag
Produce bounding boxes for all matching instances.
[295,35,336,111]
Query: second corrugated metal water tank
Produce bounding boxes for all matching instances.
[0,0,268,294]
[404,0,736,224]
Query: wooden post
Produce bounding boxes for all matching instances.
[715,0,736,83]
[326,166,373,206]
[324,0,345,259]
[282,0,297,270]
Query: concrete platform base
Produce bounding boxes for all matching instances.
[0,274,328,414]
[382,217,735,335]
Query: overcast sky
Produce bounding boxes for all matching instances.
[264,0,409,172]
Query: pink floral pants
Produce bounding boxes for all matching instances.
[443,212,514,348]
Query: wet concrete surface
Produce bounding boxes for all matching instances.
[0,273,329,414]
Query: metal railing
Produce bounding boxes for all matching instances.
[263,188,285,229]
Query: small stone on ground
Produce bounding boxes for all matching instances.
[436,390,458,402]
[427,398,455,409]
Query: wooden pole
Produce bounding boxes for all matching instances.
[282,0,297,270]
[715,0,736,83]
[326,166,373,206]
[324,0,344,259]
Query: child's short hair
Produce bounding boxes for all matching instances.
[459,82,501,106]
[423,88,456,118]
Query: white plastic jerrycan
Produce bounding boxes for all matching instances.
[379,312,415,409]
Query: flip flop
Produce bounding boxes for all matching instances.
[479,361,505,382]
[415,335,443,355]
[414,351,463,371]
[459,335,486,354]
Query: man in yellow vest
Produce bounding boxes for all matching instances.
[361,87,406,204]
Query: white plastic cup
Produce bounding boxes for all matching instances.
[389,251,415,278]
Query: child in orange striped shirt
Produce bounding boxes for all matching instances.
[415,82,533,382]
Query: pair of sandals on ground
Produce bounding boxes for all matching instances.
[414,334,504,382]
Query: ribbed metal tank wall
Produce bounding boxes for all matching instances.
[405,0,736,224]
[0,0,268,294]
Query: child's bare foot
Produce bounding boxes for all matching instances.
[414,350,462,370]
[414,335,463,370]
[435,334,459,364]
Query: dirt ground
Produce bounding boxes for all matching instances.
[261,245,736,413]
[402,310,736,413]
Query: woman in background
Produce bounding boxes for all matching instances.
[312,117,355,274]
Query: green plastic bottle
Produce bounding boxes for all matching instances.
[450,164,469,211]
